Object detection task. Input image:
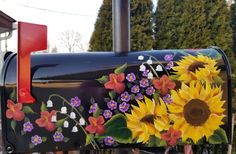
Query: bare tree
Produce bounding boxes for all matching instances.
[60,30,84,52]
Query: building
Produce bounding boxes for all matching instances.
[0,11,16,52]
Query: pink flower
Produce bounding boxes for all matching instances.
[6,99,25,121]
[104,73,125,94]
[153,75,176,95]
[36,110,56,132]
[85,116,105,134]
[161,127,181,146]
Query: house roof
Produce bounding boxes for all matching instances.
[0,11,16,34]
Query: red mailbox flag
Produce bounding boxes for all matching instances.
[18,22,47,104]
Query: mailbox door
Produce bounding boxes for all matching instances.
[0,48,231,153]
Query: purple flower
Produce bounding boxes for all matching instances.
[23,121,34,132]
[104,136,114,146]
[103,110,113,119]
[126,73,136,82]
[70,96,81,107]
[121,91,131,102]
[165,61,174,70]
[89,103,98,113]
[142,69,149,77]
[163,94,173,104]
[146,86,155,96]
[119,102,130,113]
[131,85,140,94]
[31,135,42,145]
[139,78,149,88]
[53,131,64,142]
[164,54,174,61]
[135,93,144,100]
[107,100,117,110]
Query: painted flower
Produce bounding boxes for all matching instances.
[89,103,98,113]
[131,85,140,94]
[35,110,56,132]
[139,64,146,72]
[167,81,225,143]
[146,86,155,96]
[172,55,220,83]
[121,91,131,102]
[47,100,53,107]
[31,135,42,145]
[119,102,130,113]
[147,72,153,79]
[103,110,113,119]
[135,93,144,100]
[164,54,174,61]
[6,99,25,121]
[23,121,34,132]
[70,96,81,107]
[104,73,125,94]
[104,136,114,146]
[126,73,136,82]
[139,78,149,88]
[163,94,172,104]
[125,96,170,143]
[85,116,105,134]
[161,127,181,146]
[107,100,117,110]
[142,69,149,77]
[53,131,64,142]
[165,61,174,70]
[153,75,176,95]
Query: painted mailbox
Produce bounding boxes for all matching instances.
[0,43,232,152]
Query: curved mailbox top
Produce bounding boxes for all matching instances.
[0,48,232,153]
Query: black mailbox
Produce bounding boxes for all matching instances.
[0,47,232,153]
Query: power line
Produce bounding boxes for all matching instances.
[17,3,97,18]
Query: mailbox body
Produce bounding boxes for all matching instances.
[0,48,232,153]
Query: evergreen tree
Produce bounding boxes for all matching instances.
[89,0,153,51]
[153,0,183,49]
[232,2,236,55]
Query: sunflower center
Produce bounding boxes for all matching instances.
[183,99,210,126]
[188,61,206,72]
[140,114,155,124]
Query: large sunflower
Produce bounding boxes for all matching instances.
[167,81,225,143]
[125,96,170,143]
[172,55,220,83]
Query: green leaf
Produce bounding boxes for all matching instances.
[29,143,35,149]
[114,63,127,74]
[42,137,47,142]
[11,120,16,132]
[127,83,132,89]
[9,89,16,102]
[96,75,109,84]
[109,91,116,99]
[79,106,84,112]
[21,130,26,136]
[24,117,30,122]
[104,98,110,102]
[213,76,224,84]
[208,128,228,144]
[148,136,167,147]
[169,75,179,81]
[153,91,160,103]
[97,114,132,143]
[63,137,70,142]
[40,102,47,111]
[85,134,92,146]
[93,106,102,118]
[57,127,63,133]
[56,118,67,128]
[130,94,135,100]
[22,106,36,114]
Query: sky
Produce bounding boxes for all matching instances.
[0,0,157,52]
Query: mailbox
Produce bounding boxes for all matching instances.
[0,46,232,153]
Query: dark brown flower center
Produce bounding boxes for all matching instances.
[183,99,210,126]
[188,61,206,72]
[140,114,155,124]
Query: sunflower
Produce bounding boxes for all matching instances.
[167,81,225,143]
[172,55,220,83]
[125,96,170,143]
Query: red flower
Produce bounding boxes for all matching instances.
[36,110,56,132]
[104,73,125,94]
[161,127,181,146]
[6,99,25,121]
[85,116,105,134]
[153,75,176,95]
